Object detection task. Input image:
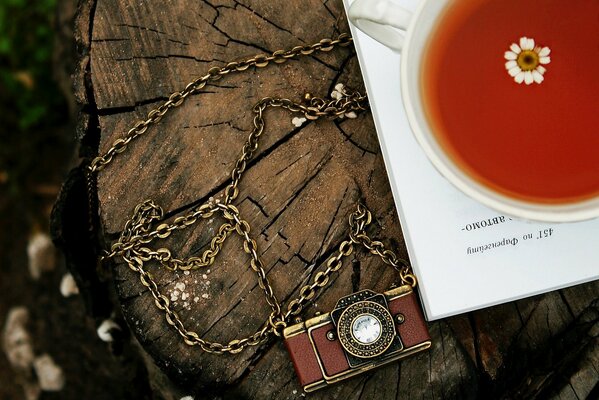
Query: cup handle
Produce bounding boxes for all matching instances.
[348,0,413,52]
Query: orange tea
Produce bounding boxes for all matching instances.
[422,0,599,204]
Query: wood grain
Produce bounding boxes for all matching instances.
[74,0,599,398]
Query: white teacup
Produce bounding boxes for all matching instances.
[348,0,599,223]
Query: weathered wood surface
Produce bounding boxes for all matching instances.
[75,0,599,398]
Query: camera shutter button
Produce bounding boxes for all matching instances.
[326,330,336,341]
[395,313,405,324]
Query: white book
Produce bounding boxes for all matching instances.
[343,0,599,320]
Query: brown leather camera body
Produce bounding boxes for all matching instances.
[283,285,431,392]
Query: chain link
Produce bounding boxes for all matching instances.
[92,34,416,354]
[88,34,353,175]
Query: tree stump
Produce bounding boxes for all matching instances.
[72,0,598,398]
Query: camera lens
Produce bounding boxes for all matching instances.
[352,314,382,344]
[337,300,395,358]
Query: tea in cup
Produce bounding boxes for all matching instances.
[349,0,599,222]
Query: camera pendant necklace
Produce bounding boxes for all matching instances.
[88,34,431,393]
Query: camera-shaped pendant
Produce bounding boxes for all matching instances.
[283,285,431,392]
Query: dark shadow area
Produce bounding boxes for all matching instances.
[0,1,151,398]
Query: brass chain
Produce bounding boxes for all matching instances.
[91,34,416,354]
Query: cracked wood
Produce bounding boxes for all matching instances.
[79,0,599,398]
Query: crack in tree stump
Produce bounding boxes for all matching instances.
[73,0,599,398]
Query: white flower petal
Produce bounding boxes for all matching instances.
[532,70,544,83]
[526,38,535,50]
[510,43,521,54]
[515,71,525,84]
[539,56,551,64]
[504,51,518,60]
[508,66,522,77]
[331,90,342,100]
[538,46,551,57]
[519,37,528,49]
[536,65,546,74]
[291,117,306,127]
[524,70,534,85]
[505,60,518,70]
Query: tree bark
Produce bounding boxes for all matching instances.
[69,0,599,398]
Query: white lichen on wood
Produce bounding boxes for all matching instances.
[166,277,215,310]
[33,354,65,391]
[330,83,358,119]
[331,83,345,100]
[2,307,35,370]
[27,232,55,280]
[59,273,79,297]
[97,319,121,342]
[3,307,64,398]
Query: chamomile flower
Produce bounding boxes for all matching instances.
[504,37,551,85]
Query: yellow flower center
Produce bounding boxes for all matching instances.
[517,50,539,71]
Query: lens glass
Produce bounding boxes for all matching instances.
[352,314,381,344]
